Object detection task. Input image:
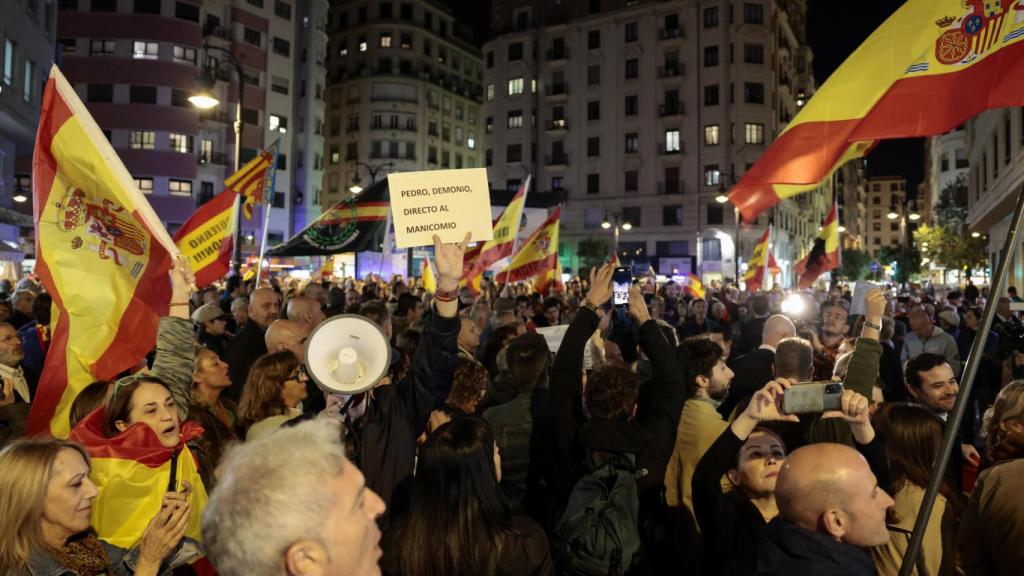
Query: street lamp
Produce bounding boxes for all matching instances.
[887,197,921,289]
[350,161,393,194]
[602,211,632,256]
[191,41,245,273]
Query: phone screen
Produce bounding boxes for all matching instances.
[613,267,631,307]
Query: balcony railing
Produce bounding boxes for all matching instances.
[658,27,684,40]
[545,48,569,61]
[546,119,569,131]
[545,153,569,166]
[657,181,685,195]
[198,151,229,166]
[658,64,684,78]
[657,142,685,155]
[658,102,685,117]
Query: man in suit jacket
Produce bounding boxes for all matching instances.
[0,321,36,442]
[718,314,795,418]
[731,295,771,358]
[225,287,281,402]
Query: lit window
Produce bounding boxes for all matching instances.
[168,179,193,197]
[507,110,523,128]
[129,131,155,150]
[88,39,116,56]
[665,129,680,152]
[508,77,524,96]
[380,33,391,48]
[132,41,158,60]
[135,177,154,193]
[172,45,196,64]
[485,83,494,101]
[467,133,476,150]
[745,123,765,144]
[169,133,193,153]
[268,114,288,133]
[704,125,720,146]
[359,40,368,52]
[704,165,721,186]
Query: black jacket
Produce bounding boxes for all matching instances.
[733,316,768,358]
[197,329,230,361]
[719,347,775,419]
[224,320,267,402]
[755,518,875,576]
[692,426,768,576]
[357,310,459,526]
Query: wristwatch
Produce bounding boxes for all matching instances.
[581,299,600,314]
[863,318,882,330]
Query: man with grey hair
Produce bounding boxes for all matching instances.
[287,295,326,333]
[202,419,386,576]
[8,290,34,329]
[230,297,248,332]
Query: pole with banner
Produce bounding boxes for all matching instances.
[255,141,281,285]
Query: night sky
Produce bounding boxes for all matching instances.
[448,0,925,196]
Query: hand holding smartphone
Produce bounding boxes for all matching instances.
[782,381,845,415]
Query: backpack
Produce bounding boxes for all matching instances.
[554,453,647,576]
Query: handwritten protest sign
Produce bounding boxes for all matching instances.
[387,168,494,248]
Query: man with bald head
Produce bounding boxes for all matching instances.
[755,442,894,575]
[286,295,326,332]
[719,314,796,418]
[266,319,324,412]
[225,287,281,402]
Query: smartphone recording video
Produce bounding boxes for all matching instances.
[612,266,632,308]
[782,381,844,415]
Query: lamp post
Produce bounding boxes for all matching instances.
[715,172,741,283]
[601,211,632,258]
[190,42,245,273]
[349,161,393,194]
[887,197,921,289]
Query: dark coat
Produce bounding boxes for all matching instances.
[719,347,775,419]
[483,386,555,520]
[755,518,875,576]
[197,328,230,361]
[732,316,768,358]
[224,320,267,402]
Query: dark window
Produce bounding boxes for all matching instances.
[379,2,392,18]
[707,204,724,225]
[91,0,116,11]
[625,59,638,79]
[134,0,160,14]
[273,37,291,57]
[171,88,189,107]
[625,94,638,115]
[358,5,367,23]
[87,84,113,102]
[743,43,764,64]
[486,51,494,68]
[744,82,765,103]
[588,65,601,85]
[400,3,413,19]
[241,107,259,125]
[701,238,722,261]
[129,85,157,103]
[507,179,521,194]
[244,27,261,46]
[198,181,215,205]
[625,22,638,42]
[665,14,680,30]
[507,144,522,162]
[704,6,719,28]
[622,207,641,228]
[58,0,78,9]
[588,30,600,49]
[663,205,682,226]
[485,148,492,166]
[743,3,764,25]
[626,170,639,191]
[274,1,291,19]
[587,100,600,120]
[587,137,600,157]
[587,173,600,194]
[704,45,719,67]
[704,84,720,106]
[175,1,199,21]
[625,132,639,153]
[508,42,523,61]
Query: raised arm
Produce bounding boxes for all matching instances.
[842,288,886,398]
[155,260,197,419]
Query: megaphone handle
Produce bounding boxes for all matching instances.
[341,395,361,460]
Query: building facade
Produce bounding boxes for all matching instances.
[862,176,908,258]
[52,0,326,256]
[481,0,826,285]
[965,107,1024,287]
[836,159,868,251]
[2,0,57,249]
[322,0,484,210]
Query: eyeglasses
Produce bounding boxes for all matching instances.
[287,365,307,381]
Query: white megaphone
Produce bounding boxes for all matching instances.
[304,314,392,395]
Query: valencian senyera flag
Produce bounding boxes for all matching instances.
[499,207,561,293]
[743,227,773,292]
[173,188,237,288]
[226,140,279,220]
[462,175,530,291]
[28,66,177,437]
[70,409,208,548]
[796,203,841,288]
[729,0,1024,221]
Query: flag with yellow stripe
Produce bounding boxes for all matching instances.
[173,188,237,287]
[28,66,177,437]
[266,179,390,256]
[499,207,560,293]
[225,141,279,220]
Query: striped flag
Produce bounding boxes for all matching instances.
[795,203,841,288]
[28,66,176,437]
[225,141,279,220]
[499,207,560,293]
[685,273,706,300]
[462,176,530,291]
[422,257,436,293]
[729,0,1024,221]
[742,227,772,292]
[173,188,238,287]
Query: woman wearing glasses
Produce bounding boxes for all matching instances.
[238,351,309,441]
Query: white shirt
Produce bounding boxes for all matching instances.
[0,363,30,403]
[758,344,777,354]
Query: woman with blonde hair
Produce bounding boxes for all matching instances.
[981,380,1024,468]
[0,438,187,575]
[237,351,308,441]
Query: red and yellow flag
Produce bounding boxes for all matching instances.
[422,257,436,293]
[742,227,772,292]
[28,66,176,437]
[173,188,238,288]
[225,141,279,220]
[70,410,208,548]
[729,0,1024,220]
[795,203,841,288]
[685,273,706,300]
[499,207,560,292]
[462,176,530,289]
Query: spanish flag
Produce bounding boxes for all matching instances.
[69,410,208,548]
[729,0,1024,220]
[226,141,279,220]
[685,273,706,300]
[795,203,841,288]
[173,188,238,288]
[742,227,772,293]
[28,66,176,437]
[462,176,530,289]
[499,207,560,292]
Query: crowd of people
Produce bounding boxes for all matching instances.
[2,244,1024,575]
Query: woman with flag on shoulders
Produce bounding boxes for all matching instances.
[68,259,207,565]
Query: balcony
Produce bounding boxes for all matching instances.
[658,102,685,117]
[658,64,684,78]
[657,181,685,195]
[658,27,684,41]
[198,151,229,167]
[545,47,569,62]
[546,118,569,132]
[544,83,569,98]
[657,142,685,155]
[545,153,569,166]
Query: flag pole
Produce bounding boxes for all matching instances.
[378,205,393,278]
[255,203,273,287]
[898,182,1024,576]
[763,219,772,292]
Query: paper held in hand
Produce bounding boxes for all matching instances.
[387,168,494,248]
[849,281,878,316]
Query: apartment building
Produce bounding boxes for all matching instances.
[863,176,909,258]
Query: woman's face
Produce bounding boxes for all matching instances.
[41,449,99,545]
[281,365,309,408]
[194,350,231,390]
[118,382,180,448]
[728,431,786,498]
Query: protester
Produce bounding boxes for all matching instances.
[202,419,386,576]
[285,295,326,333]
[0,321,32,443]
[677,298,719,340]
[904,352,979,466]
[382,417,553,575]
[902,307,962,374]
[813,300,850,380]
[17,292,50,378]
[719,315,795,419]
[225,288,281,401]
[237,351,307,441]
[192,303,230,360]
[185,347,238,489]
